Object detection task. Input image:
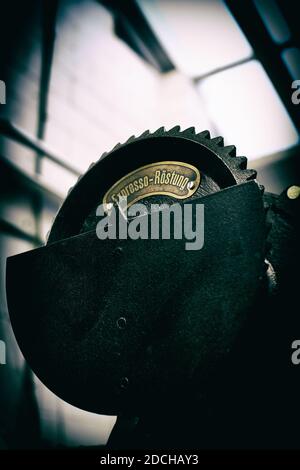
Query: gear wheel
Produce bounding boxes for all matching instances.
[6,126,300,446]
[47,126,258,244]
[6,126,267,417]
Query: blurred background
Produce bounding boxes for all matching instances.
[0,0,299,449]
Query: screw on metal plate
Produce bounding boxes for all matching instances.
[117,317,127,329]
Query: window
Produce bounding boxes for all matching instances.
[198,60,298,159]
[137,0,252,77]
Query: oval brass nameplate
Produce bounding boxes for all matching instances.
[103,161,201,210]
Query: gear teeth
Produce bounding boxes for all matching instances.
[243,169,257,181]
[98,127,258,188]
[197,130,210,139]
[222,145,236,157]
[263,259,269,273]
[153,126,165,136]
[183,126,196,135]
[236,156,247,169]
[88,162,95,170]
[139,130,150,139]
[211,136,224,146]
[126,135,135,144]
[168,125,181,134]
[48,125,266,244]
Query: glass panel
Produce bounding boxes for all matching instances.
[137,0,252,77]
[40,159,77,197]
[198,60,299,159]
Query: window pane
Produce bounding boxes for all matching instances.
[198,60,298,159]
[41,159,77,197]
[137,0,252,77]
[42,1,212,196]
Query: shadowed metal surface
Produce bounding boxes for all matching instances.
[6,181,265,415]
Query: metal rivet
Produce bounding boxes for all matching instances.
[117,317,127,329]
[187,180,195,190]
[287,185,300,200]
[120,377,129,389]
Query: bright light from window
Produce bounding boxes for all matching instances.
[137,0,252,77]
[198,60,299,159]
